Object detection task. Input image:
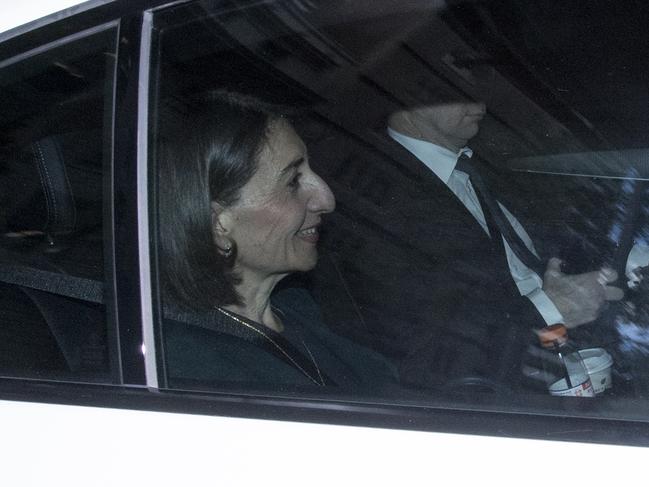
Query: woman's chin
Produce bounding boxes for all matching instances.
[293,250,319,272]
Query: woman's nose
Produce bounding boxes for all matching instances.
[307,172,336,214]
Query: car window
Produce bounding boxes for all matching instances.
[149,0,649,419]
[0,27,117,382]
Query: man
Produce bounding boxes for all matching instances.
[387,101,624,329]
[316,99,623,391]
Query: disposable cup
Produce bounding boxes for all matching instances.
[579,348,613,394]
[548,377,594,397]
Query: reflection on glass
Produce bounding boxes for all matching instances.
[152,0,649,413]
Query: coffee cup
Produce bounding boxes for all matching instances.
[578,348,613,394]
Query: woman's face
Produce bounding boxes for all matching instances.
[217,118,335,282]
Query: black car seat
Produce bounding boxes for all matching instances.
[0,134,107,377]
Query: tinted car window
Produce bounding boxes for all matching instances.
[150,0,649,417]
[0,27,116,381]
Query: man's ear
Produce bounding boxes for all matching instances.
[387,110,406,131]
[210,201,234,248]
[388,110,418,137]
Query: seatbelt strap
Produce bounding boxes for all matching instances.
[0,263,103,304]
[0,262,332,386]
[166,304,333,386]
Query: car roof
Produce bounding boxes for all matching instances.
[0,0,107,42]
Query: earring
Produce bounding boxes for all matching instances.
[223,244,233,258]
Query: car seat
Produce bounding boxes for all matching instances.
[0,134,107,377]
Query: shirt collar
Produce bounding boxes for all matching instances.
[388,126,472,184]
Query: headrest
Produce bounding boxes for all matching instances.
[4,136,76,238]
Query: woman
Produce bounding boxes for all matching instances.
[159,91,396,389]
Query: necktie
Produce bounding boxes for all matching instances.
[456,154,545,277]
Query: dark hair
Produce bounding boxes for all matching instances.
[158,91,281,309]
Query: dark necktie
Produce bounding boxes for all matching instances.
[456,154,545,277]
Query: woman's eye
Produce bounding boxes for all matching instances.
[288,173,302,190]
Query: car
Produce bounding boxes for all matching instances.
[1,1,649,485]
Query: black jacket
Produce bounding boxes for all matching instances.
[313,137,545,391]
[163,287,398,391]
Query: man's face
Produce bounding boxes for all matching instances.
[408,101,486,151]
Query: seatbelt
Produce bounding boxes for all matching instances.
[166,304,333,386]
[0,262,103,304]
[0,262,333,386]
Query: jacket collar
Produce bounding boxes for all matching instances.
[387,127,472,184]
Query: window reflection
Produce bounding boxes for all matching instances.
[0,29,115,381]
[152,0,649,408]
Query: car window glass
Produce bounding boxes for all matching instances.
[0,28,116,382]
[150,0,649,419]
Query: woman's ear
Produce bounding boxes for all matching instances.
[210,201,234,251]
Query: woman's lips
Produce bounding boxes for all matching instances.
[296,225,320,243]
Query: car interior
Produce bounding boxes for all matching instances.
[0,34,111,381]
[2,0,649,403]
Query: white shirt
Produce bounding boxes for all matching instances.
[388,127,564,325]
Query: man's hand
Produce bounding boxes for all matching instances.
[542,257,624,328]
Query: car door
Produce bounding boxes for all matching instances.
[1,2,649,486]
